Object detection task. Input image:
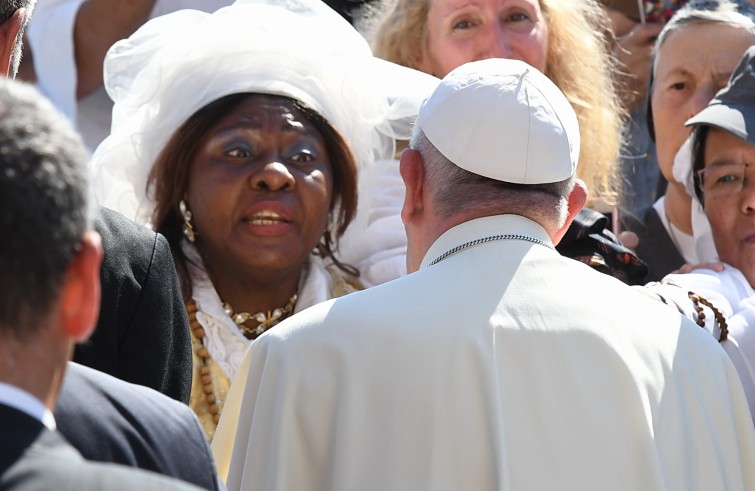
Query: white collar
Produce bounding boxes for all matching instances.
[420,215,554,270]
[0,381,56,430]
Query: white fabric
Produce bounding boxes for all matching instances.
[671,136,719,263]
[186,243,338,381]
[88,0,436,225]
[26,0,230,151]
[337,157,407,286]
[418,59,579,184]
[213,214,755,491]
[653,195,699,265]
[644,264,755,420]
[0,382,55,430]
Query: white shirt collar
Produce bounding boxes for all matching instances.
[420,215,554,269]
[0,381,56,430]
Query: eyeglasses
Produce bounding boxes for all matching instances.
[696,162,754,199]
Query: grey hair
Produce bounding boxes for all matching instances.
[0,0,35,77]
[410,126,574,229]
[655,0,755,59]
[0,78,92,338]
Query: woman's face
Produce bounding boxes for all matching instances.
[651,23,755,183]
[420,0,548,78]
[703,128,755,286]
[186,94,333,279]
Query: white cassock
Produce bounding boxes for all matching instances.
[213,215,755,491]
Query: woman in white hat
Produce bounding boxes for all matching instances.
[90,0,436,439]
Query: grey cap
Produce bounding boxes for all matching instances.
[686,45,755,145]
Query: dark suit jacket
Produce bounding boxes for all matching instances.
[74,207,191,403]
[0,403,202,490]
[56,363,220,491]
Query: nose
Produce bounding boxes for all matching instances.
[740,182,755,215]
[250,160,295,192]
[481,24,514,60]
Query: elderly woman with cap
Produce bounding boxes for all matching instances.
[90,0,435,439]
[643,46,755,420]
[629,0,755,281]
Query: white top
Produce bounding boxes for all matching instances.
[213,214,755,491]
[644,264,755,420]
[26,0,231,151]
[0,382,56,430]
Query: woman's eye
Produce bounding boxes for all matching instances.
[225,146,253,158]
[507,12,530,22]
[452,18,474,30]
[289,150,316,163]
[714,173,742,185]
[669,82,686,91]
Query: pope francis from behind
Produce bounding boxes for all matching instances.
[212,59,755,491]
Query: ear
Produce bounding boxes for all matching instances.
[552,178,587,245]
[58,231,103,343]
[0,8,25,77]
[399,148,426,227]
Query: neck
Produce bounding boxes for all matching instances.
[204,260,303,318]
[664,183,693,235]
[0,333,69,411]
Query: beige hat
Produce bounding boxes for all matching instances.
[416,58,580,185]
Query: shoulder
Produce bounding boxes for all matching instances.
[58,363,195,426]
[96,206,157,244]
[56,363,202,453]
[1,418,201,491]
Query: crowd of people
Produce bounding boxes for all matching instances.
[2,0,755,489]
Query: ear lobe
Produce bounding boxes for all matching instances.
[552,178,587,245]
[399,148,425,226]
[0,8,25,77]
[59,232,103,343]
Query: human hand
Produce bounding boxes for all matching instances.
[677,262,725,274]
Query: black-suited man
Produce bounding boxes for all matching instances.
[0,73,202,490]
[0,3,216,489]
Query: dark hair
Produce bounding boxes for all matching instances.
[149,92,358,298]
[0,0,29,24]
[692,124,711,205]
[0,78,91,337]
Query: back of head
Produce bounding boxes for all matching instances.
[0,78,90,338]
[413,58,579,227]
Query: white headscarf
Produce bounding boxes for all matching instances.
[89,0,438,225]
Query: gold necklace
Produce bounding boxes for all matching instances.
[222,294,298,339]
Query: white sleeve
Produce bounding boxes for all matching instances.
[26,0,85,121]
[644,267,755,419]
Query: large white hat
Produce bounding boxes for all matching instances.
[90,0,438,225]
[417,58,580,184]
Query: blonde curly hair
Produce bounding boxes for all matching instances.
[361,0,623,206]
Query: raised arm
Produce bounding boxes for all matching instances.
[74,0,155,98]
